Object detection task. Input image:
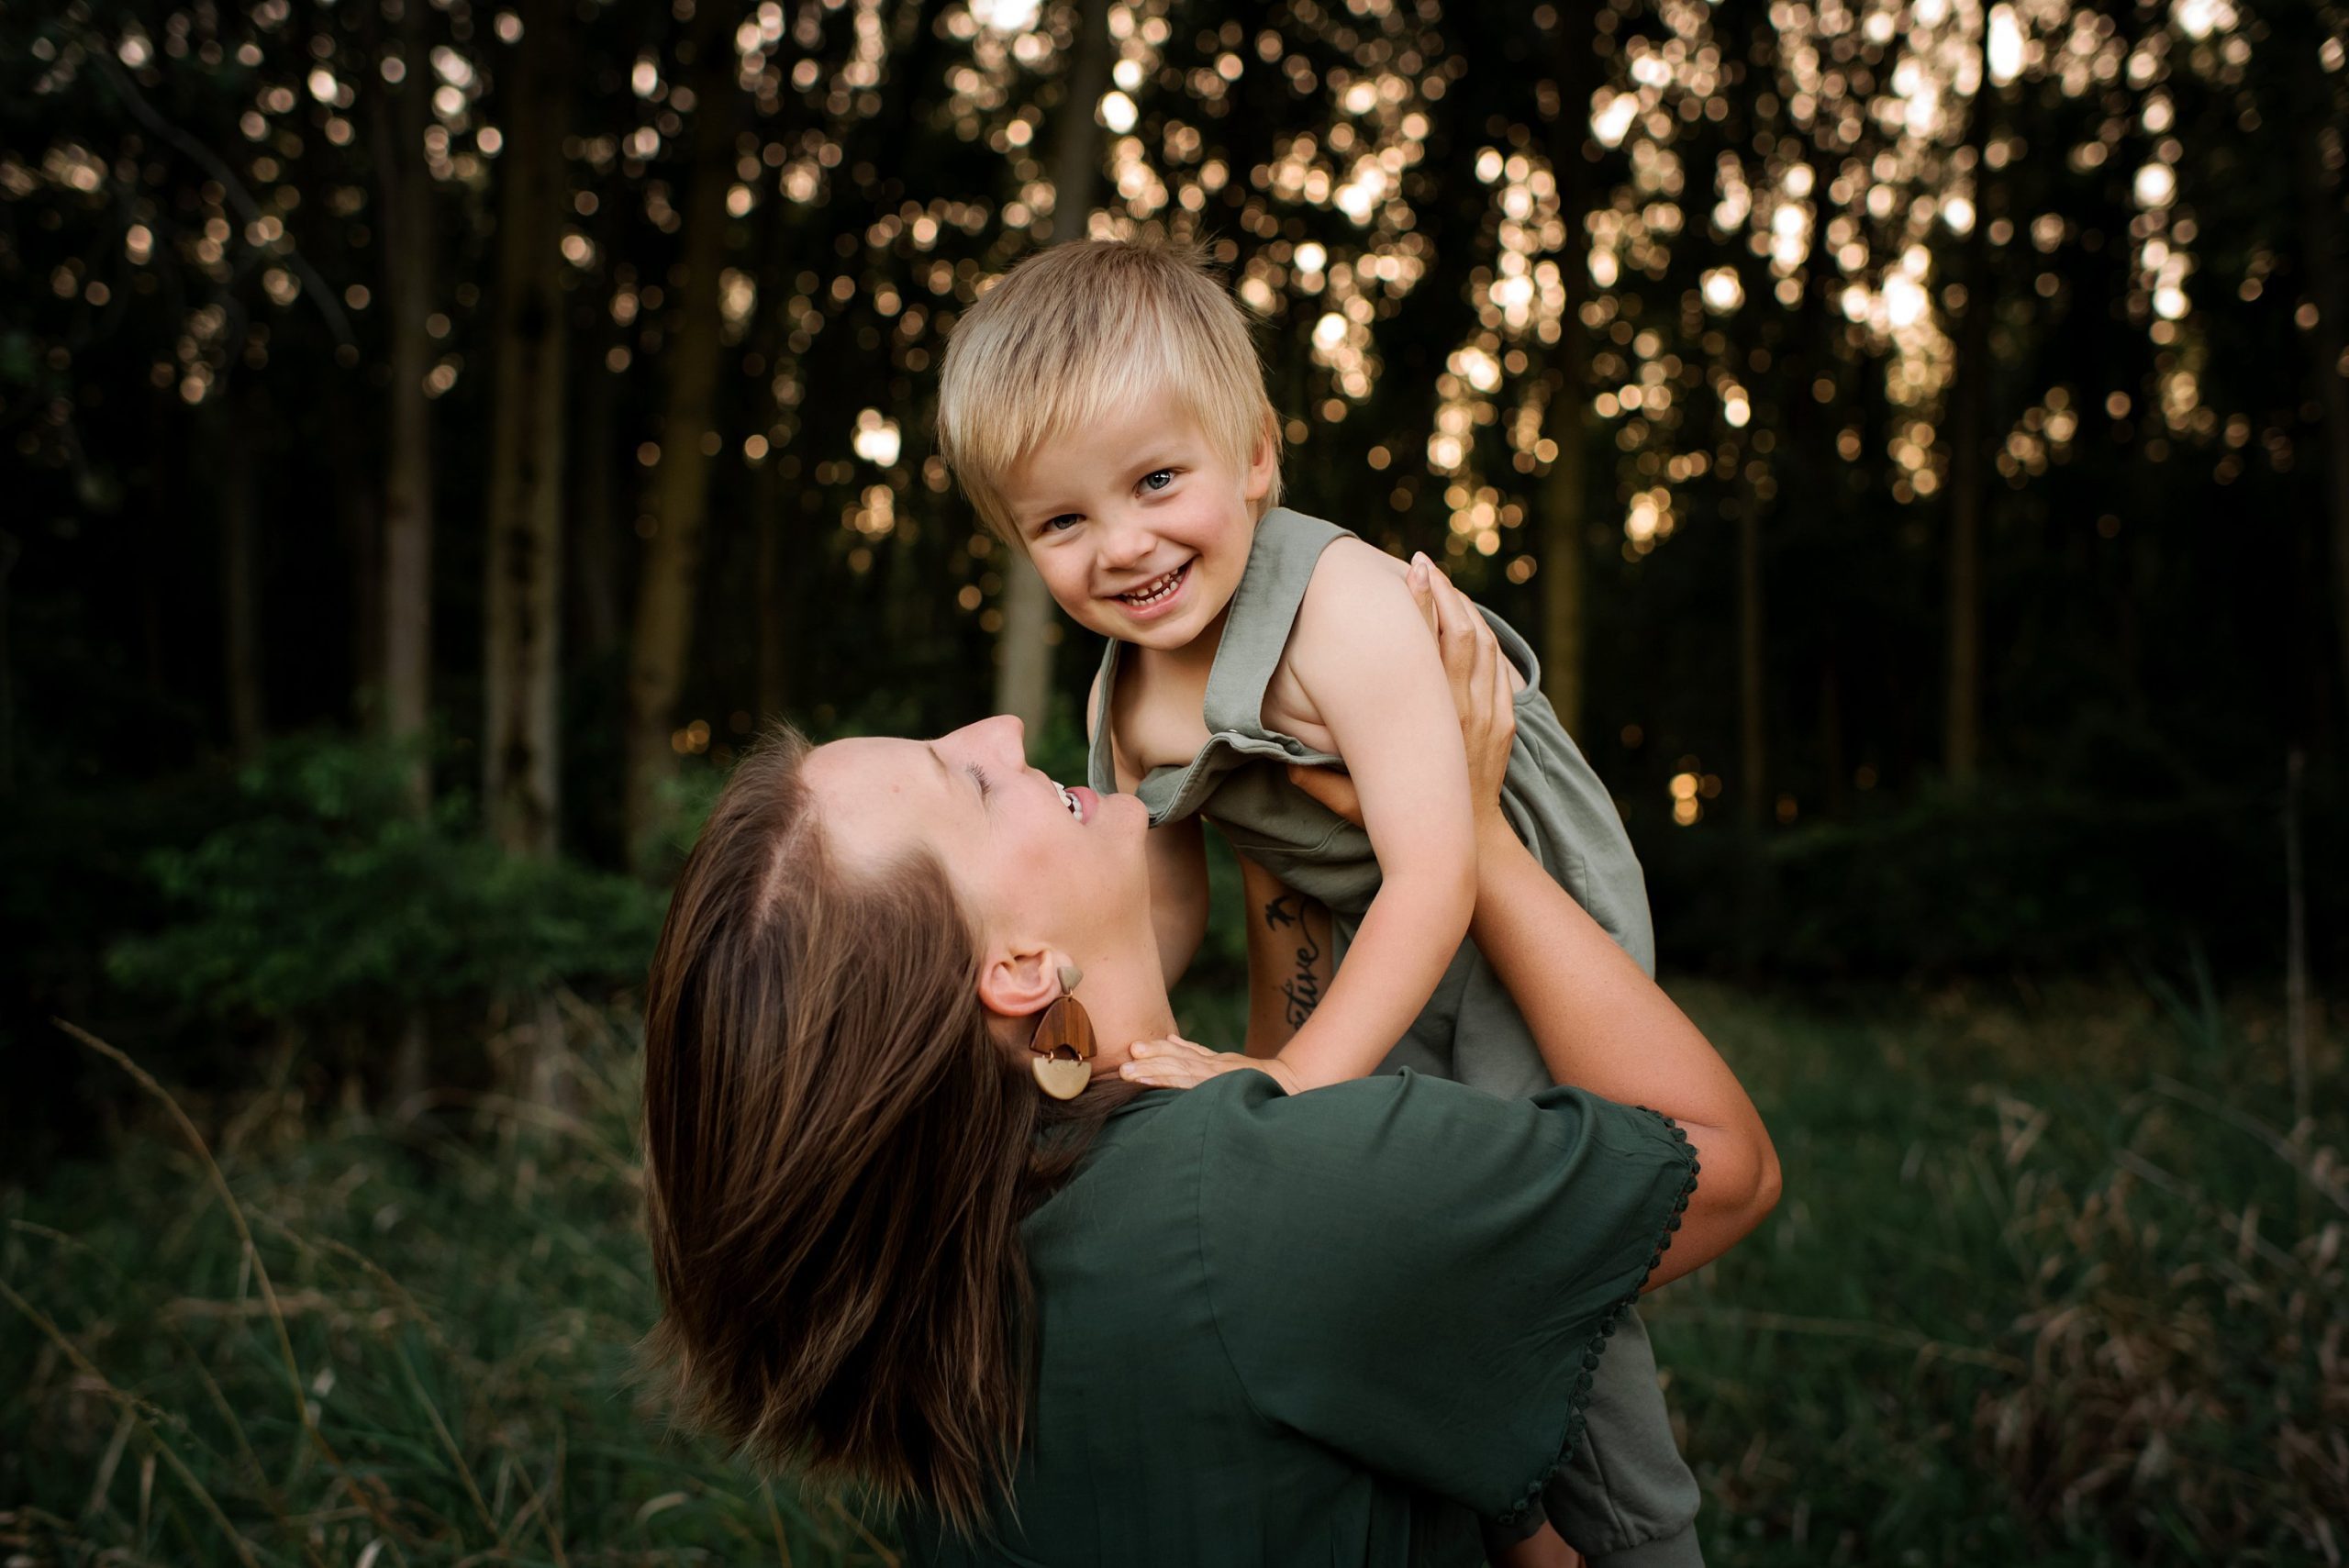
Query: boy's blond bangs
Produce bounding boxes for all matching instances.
[936,240,1282,541]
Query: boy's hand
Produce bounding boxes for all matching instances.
[1119,1035,1306,1095]
[1287,553,1515,826]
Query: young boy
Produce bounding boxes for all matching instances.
[936,239,1702,1568]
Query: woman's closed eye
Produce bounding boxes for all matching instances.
[966,763,993,802]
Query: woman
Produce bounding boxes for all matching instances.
[640,570,1780,1566]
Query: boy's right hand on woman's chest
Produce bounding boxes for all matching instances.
[1119,1035,1304,1095]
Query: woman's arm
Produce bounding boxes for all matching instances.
[1413,562,1779,1271]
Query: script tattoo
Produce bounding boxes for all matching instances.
[1263,894,1324,1029]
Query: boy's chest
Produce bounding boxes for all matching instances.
[1112,648,1335,782]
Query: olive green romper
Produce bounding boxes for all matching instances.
[1085,507,1701,1567]
[901,1070,1701,1568]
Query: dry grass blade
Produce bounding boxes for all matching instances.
[390,1343,498,1539]
[53,1018,402,1556]
[1659,1303,2027,1374]
[0,1274,264,1568]
[2151,1073,2349,1217]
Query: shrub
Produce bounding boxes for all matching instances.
[1639,778,2346,981]
[106,737,667,1037]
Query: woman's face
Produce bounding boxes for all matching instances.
[803,715,1153,968]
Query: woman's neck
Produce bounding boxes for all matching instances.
[1068,941,1178,1074]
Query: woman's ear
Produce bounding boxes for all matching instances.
[975,944,1069,1024]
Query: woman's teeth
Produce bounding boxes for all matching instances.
[1117,562,1188,606]
[1056,784,1082,819]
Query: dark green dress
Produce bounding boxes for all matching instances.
[900,1071,1699,1568]
[1085,507,1703,1566]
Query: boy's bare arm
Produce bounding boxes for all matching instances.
[1089,667,1210,986]
[1234,854,1334,1059]
[1145,816,1210,985]
[1266,544,1477,1089]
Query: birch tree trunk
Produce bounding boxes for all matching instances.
[1537,4,1603,739]
[483,0,570,859]
[373,0,439,809]
[994,0,1111,738]
[625,0,740,871]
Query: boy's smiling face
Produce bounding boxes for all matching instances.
[996,384,1275,652]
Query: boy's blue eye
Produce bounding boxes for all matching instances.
[1141,469,1174,492]
[1041,514,1080,535]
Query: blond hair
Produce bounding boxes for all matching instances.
[935,239,1283,541]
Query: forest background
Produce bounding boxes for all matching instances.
[3,0,2345,1563]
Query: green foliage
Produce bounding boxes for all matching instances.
[6,986,2337,1566]
[1640,777,2347,979]
[106,738,668,1026]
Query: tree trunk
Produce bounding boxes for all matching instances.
[994,0,1112,738]
[625,0,741,872]
[573,336,624,664]
[754,446,790,720]
[373,0,440,809]
[0,530,17,794]
[1040,0,1111,241]
[2294,43,2349,731]
[1537,4,1603,738]
[1738,498,1765,830]
[1943,27,1996,786]
[483,0,571,859]
[2285,747,2310,1126]
[217,391,265,762]
[1819,658,1846,819]
[344,484,384,728]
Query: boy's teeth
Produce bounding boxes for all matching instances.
[1119,562,1186,605]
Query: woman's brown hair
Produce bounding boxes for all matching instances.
[640,728,1132,1529]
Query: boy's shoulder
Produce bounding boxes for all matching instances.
[1288,530,1416,652]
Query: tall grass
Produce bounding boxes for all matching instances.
[4,981,2341,1566]
[1652,977,2346,1566]
[3,1002,896,1568]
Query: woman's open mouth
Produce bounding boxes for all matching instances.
[1053,783,1099,824]
[1109,561,1191,618]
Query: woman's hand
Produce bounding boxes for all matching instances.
[1287,552,1516,830]
[1119,1035,1305,1095]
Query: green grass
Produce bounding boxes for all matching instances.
[4,982,2342,1566]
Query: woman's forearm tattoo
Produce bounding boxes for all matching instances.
[1263,894,1324,1029]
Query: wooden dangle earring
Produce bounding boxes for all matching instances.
[1029,963,1096,1101]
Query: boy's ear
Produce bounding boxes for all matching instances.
[1242,412,1279,503]
[975,943,1068,1024]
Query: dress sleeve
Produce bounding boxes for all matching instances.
[1193,1069,1699,1532]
